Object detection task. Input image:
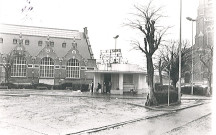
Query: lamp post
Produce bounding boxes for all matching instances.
[32,71,34,84]
[186,17,196,95]
[178,0,182,102]
[113,35,119,63]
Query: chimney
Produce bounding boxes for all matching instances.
[84,27,88,35]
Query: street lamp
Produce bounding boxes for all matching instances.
[178,0,182,103]
[113,35,119,63]
[186,17,196,95]
[32,71,34,84]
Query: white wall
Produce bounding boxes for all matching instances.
[138,74,149,94]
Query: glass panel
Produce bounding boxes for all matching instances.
[40,57,54,77]
[66,58,80,78]
[11,57,27,77]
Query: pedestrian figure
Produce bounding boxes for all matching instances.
[96,83,101,93]
[91,81,94,93]
[105,82,109,93]
[108,81,112,93]
[102,81,105,93]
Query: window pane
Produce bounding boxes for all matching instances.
[66,59,80,78]
[11,57,27,77]
[40,57,54,78]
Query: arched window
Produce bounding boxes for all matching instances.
[66,59,80,78]
[11,57,27,77]
[40,57,54,78]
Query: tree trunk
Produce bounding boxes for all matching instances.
[4,64,11,83]
[5,69,9,83]
[159,66,163,85]
[145,55,158,106]
[172,81,177,89]
[207,73,212,95]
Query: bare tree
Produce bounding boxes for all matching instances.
[2,54,13,83]
[198,46,213,95]
[161,41,192,88]
[21,0,34,21]
[154,55,167,85]
[125,1,169,106]
[2,35,25,83]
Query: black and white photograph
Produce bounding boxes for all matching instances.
[0,0,215,134]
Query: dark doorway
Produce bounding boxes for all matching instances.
[104,74,111,93]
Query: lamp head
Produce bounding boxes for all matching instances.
[186,17,196,21]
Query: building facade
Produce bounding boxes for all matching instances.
[0,24,96,86]
[87,64,149,95]
[194,0,214,83]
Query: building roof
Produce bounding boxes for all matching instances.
[0,23,81,39]
[0,24,93,60]
[86,64,147,74]
[86,70,147,74]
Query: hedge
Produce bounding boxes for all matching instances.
[181,85,208,96]
[155,90,178,105]
[54,83,89,91]
[0,83,18,89]
[0,82,89,91]
[155,84,176,91]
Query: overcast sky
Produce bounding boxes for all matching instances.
[0,0,199,67]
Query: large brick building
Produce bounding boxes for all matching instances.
[193,0,214,83]
[0,24,96,86]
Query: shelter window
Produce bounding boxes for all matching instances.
[34,64,39,68]
[87,67,94,70]
[81,66,86,70]
[55,65,60,69]
[28,64,33,68]
[40,57,54,78]
[123,74,133,84]
[66,58,80,78]
[11,57,27,77]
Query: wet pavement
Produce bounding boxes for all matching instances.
[0,89,212,100]
[0,89,212,135]
[90,103,212,135]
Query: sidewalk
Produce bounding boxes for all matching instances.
[0,89,212,99]
[0,89,212,135]
[0,89,147,99]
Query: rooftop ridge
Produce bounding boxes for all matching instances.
[0,23,79,32]
[0,23,81,39]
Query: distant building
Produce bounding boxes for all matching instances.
[99,49,123,64]
[86,63,148,94]
[0,24,96,85]
[193,0,214,83]
[86,63,169,95]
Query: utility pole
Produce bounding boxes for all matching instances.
[178,0,182,102]
[113,35,119,63]
[186,17,196,95]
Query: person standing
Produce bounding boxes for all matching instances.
[91,81,94,93]
[108,81,112,93]
[96,83,102,93]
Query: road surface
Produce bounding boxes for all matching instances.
[91,102,212,135]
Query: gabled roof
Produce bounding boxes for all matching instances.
[0,23,81,39]
[0,24,93,60]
